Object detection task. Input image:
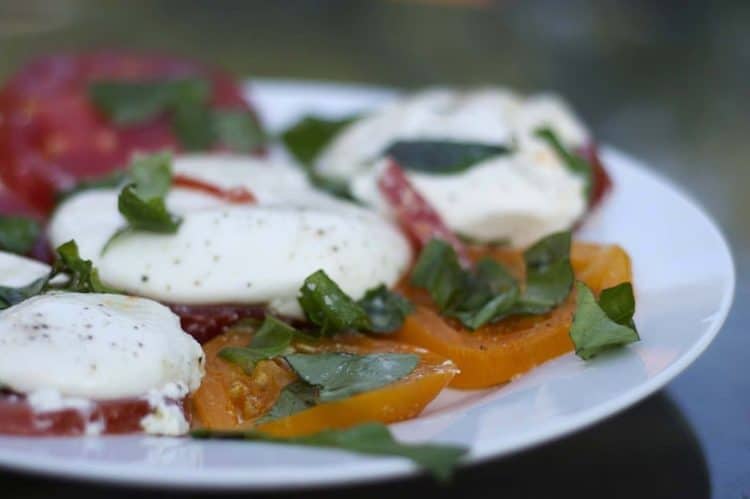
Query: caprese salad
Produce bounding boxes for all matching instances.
[0,52,639,478]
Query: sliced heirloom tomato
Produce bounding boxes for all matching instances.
[0,51,262,214]
[192,331,458,437]
[0,392,156,436]
[394,242,632,389]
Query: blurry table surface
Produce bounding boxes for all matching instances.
[0,1,748,497]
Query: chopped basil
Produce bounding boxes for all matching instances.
[280,115,359,200]
[512,231,574,315]
[51,240,114,293]
[89,79,210,125]
[570,281,639,360]
[256,380,318,424]
[89,79,266,151]
[0,216,40,255]
[281,115,357,166]
[192,422,466,481]
[213,109,266,153]
[383,140,512,175]
[411,232,573,330]
[0,277,47,310]
[104,153,182,252]
[298,270,371,335]
[218,316,301,373]
[285,352,419,402]
[357,285,413,334]
[535,127,593,201]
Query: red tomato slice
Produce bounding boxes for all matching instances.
[172,174,256,204]
[0,391,159,436]
[0,51,261,214]
[578,142,612,208]
[378,160,470,265]
[168,303,269,344]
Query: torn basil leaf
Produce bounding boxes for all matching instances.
[89,79,210,125]
[51,240,114,293]
[281,115,357,166]
[255,381,318,424]
[116,153,182,235]
[172,100,216,151]
[218,316,301,373]
[410,239,466,311]
[570,281,639,360]
[512,231,574,315]
[285,352,419,402]
[213,109,266,153]
[383,140,512,175]
[298,270,371,335]
[357,285,413,334]
[0,216,40,255]
[535,127,593,201]
[449,258,520,329]
[0,277,48,310]
[191,422,466,481]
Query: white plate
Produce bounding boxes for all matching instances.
[0,80,735,491]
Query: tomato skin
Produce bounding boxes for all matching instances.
[378,160,470,265]
[172,174,256,204]
[578,142,612,209]
[0,51,261,214]
[168,303,268,344]
[0,392,155,436]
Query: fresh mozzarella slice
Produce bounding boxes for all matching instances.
[315,88,591,246]
[0,290,204,435]
[49,156,412,317]
[0,251,51,287]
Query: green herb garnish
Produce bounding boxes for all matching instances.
[357,284,414,334]
[411,231,573,330]
[280,115,359,200]
[570,281,639,360]
[285,352,419,402]
[89,79,265,151]
[218,316,303,373]
[298,270,372,335]
[191,422,466,481]
[51,240,115,293]
[535,126,594,201]
[383,140,512,175]
[0,216,41,255]
[0,277,47,310]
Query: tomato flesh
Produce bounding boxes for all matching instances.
[0,391,157,436]
[0,51,261,214]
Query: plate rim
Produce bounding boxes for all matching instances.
[0,80,736,491]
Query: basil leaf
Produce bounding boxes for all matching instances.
[192,422,466,481]
[357,285,413,334]
[51,240,114,293]
[116,153,182,234]
[89,79,209,125]
[0,277,48,310]
[384,140,512,175]
[256,381,318,424]
[298,270,371,335]
[410,239,466,311]
[213,109,266,153]
[285,352,418,402]
[513,231,574,315]
[281,115,357,166]
[535,127,593,201]
[0,216,40,255]
[570,281,639,360]
[218,316,299,373]
[449,258,520,329]
[172,100,216,151]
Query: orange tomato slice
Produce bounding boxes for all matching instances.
[394,242,632,389]
[191,332,458,437]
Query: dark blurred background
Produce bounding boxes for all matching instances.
[0,1,748,497]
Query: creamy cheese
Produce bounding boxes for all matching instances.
[49,155,412,317]
[0,251,51,287]
[0,290,204,435]
[315,88,590,247]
